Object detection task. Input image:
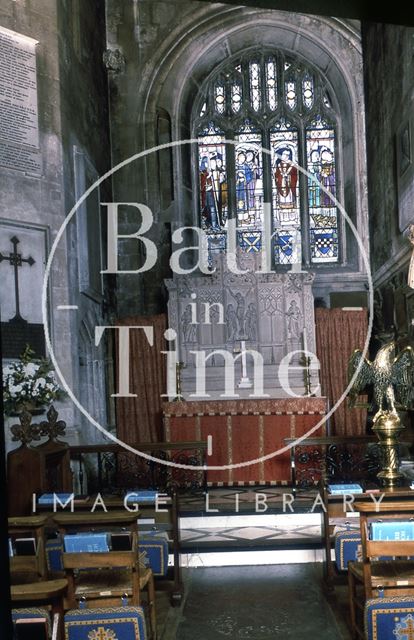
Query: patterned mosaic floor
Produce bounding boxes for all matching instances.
[180,519,322,549]
[179,487,322,550]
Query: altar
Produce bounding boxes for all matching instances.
[163,252,325,485]
[164,397,327,485]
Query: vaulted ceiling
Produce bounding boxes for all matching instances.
[197,0,414,27]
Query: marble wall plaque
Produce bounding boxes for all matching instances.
[0,26,41,175]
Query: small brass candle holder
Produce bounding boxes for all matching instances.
[300,353,312,396]
[173,361,185,402]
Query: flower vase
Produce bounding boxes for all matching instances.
[9,403,46,418]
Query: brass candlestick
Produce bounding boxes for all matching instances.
[300,353,312,396]
[173,361,185,402]
[372,411,405,487]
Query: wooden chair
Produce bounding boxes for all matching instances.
[348,500,414,639]
[11,580,67,640]
[9,515,68,639]
[320,482,361,589]
[53,511,157,640]
[8,515,48,582]
[12,607,61,640]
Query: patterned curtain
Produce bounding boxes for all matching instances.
[315,308,368,436]
[115,314,167,443]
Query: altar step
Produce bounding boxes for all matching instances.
[179,547,326,568]
[179,512,323,558]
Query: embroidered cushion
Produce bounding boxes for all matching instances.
[139,533,169,577]
[46,537,64,573]
[64,606,147,640]
[334,530,362,571]
[365,596,414,640]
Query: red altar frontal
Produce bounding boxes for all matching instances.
[163,397,327,485]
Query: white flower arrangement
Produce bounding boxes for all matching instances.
[2,345,65,415]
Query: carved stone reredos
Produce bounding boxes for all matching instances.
[165,252,318,398]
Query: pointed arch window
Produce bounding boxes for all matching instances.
[195,52,340,267]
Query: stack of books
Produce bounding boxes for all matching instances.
[327,483,363,495]
[37,493,74,505]
[125,490,158,504]
[370,521,414,541]
[37,493,89,506]
[64,532,109,553]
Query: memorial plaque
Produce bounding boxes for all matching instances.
[1,319,45,359]
[0,26,41,175]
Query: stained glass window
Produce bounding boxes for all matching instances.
[198,122,228,233]
[235,121,264,231]
[302,74,314,110]
[238,230,262,253]
[306,116,338,263]
[249,61,262,112]
[231,82,242,114]
[271,120,300,265]
[214,83,226,114]
[270,119,300,228]
[275,228,302,266]
[285,77,297,111]
[265,59,277,111]
[194,52,341,267]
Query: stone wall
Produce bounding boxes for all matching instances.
[363,22,414,348]
[106,0,369,316]
[0,0,113,450]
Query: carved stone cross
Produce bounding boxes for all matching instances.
[0,235,35,320]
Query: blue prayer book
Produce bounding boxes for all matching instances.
[125,491,158,503]
[38,493,74,505]
[64,533,109,553]
[370,521,414,541]
[328,483,363,494]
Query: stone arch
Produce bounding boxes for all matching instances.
[135,7,367,289]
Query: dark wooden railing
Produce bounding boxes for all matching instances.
[284,434,414,488]
[69,440,208,495]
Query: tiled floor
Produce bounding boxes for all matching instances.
[165,565,351,640]
[157,488,351,638]
[180,519,322,547]
[179,487,323,552]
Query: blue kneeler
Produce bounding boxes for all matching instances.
[64,606,147,640]
[139,533,169,577]
[365,596,414,640]
[334,530,361,572]
[46,536,64,573]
